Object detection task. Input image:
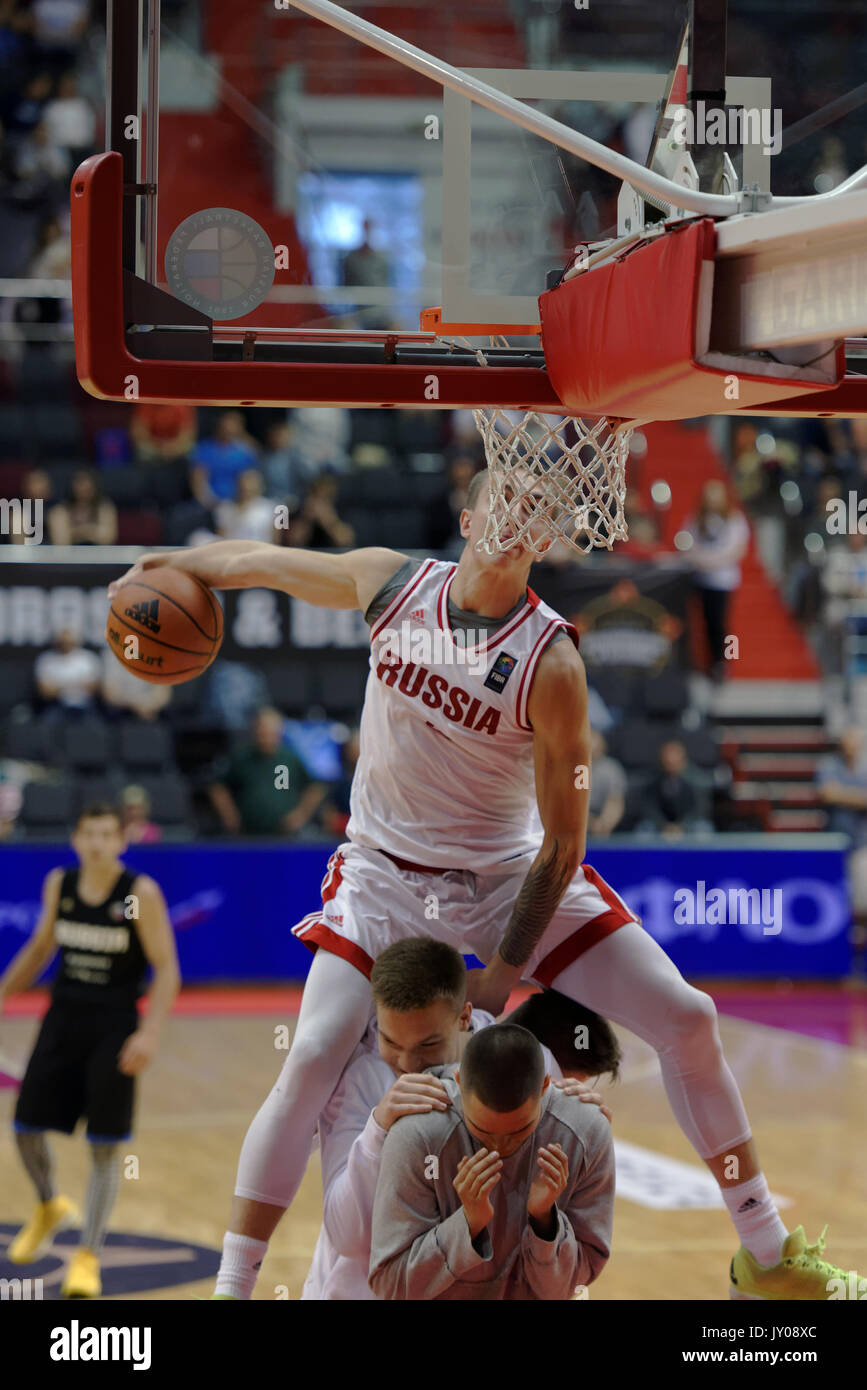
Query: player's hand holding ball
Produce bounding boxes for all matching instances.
[527,1142,569,1236]
[373,1074,450,1131]
[105,552,223,686]
[107,552,170,599]
[117,1028,159,1076]
[454,1148,502,1239]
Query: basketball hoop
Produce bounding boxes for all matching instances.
[472,408,632,556]
[433,332,632,556]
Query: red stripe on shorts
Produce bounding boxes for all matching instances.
[321,850,345,904]
[292,919,375,979]
[531,862,639,987]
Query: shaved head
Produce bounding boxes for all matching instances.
[465,469,489,512]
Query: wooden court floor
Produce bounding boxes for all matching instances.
[2,1005,866,1300]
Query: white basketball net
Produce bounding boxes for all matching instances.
[472,408,632,556]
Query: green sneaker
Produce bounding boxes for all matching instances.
[730,1225,861,1300]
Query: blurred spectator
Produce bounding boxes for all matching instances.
[0,2,31,72]
[207,707,326,837]
[620,487,661,558]
[215,469,279,543]
[816,727,867,939]
[637,739,713,839]
[12,117,69,188]
[35,627,100,718]
[2,71,51,138]
[786,476,843,627]
[586,681,616,733]
[0,764,21,838]
[805,474,844,538]
[289,474,355,549]
[731,422,800,508]
[101,648,172,722]
[191,409,260,505]
[131,402,196,464]
[262,420,314,503]
[7,466,52,545]
[318,728,359,837]
[41,69,95,158]
[587,729,626,837]
[424,455,478,551]
[340,217,392,328]
[28,212,69,275]
[683,480,750,682]
[31,0,90,72]
[820,532,867,673]
[48,467,117,544]
[13,215,71,333]
[120,784,161,845]
[450,410,485,455]
[203,661,270,733]
[288,408,351,476]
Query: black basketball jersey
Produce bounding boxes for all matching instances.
[51,866,148,1008]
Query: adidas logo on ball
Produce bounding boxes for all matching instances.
[125,598,161,634]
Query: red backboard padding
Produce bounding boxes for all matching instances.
[538,219,842,422]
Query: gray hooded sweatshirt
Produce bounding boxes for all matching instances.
[368,1067,614,1300]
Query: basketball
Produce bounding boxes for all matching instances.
[105,568,224,685]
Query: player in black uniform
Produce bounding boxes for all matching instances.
[0,803,179,1297]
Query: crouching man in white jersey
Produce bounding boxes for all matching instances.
[110,469,851,1301]
[303,938,615,1299]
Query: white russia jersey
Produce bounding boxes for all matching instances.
[347,558,579,872]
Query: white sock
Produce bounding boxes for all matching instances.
[214,1232,269,1299]
[722,1174,788,1266]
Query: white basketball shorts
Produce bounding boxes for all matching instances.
[291,842,639,984]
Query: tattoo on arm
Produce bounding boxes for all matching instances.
[498,840,575,969]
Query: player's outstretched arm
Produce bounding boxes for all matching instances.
[107,541,408,615]
[469,642,591,1014]
[0,869,62,1014]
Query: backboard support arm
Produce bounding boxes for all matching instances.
[688,0,729,193]
[106,0,142,275]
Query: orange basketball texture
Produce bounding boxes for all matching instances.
[106,569,224,685]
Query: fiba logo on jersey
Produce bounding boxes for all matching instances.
[379,621,489,675]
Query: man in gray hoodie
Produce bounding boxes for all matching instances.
[369,1022,614,1300]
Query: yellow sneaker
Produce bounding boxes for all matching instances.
[62,1247,102,1299]
[7,1195,79,1263]
[730,1225,861,1300]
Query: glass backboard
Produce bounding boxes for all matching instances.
[133,0,866,340]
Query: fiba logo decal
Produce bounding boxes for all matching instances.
[165,208,275,321]
[0,1226,219,1299]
